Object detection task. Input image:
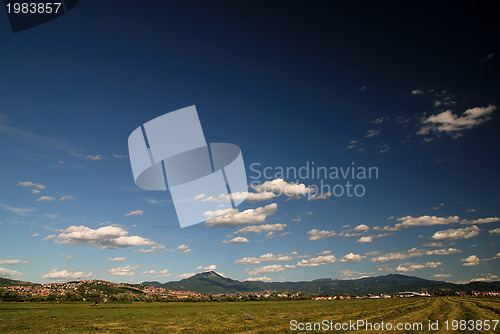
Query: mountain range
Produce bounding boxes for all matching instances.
[142,271,500,295]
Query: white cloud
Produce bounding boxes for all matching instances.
[385,215,500,231]
[411,89,425,95]
[460,255,480,267]
[293,255,337,268]
[197,264,216,271]
[0,267,22,278]
[357,236,373,243]
[489,228,500,235]
[222,237,249,244]
[85,154,105,161]
[177,273,195,279]
[106,257,127,262]
[59,195,73,201]
[317,250,332,255]
[17,181,45,190]
[235,253,299,265]
[176,244,189,250]
[245,276,272,282]
[31,233,39,237]
[418,105,497,137]
[354,224,370,232]
[339,253,366,263]
[0,259,29,265]
[308,192,332,200]
[36,196,55,202]
[124,209,144,216]
[32,189,40,194]
[470,273,499,282]
[232,191,275,203]
[433,274,452,279]
[106,265,139,276]
[205,203,278,227]
[231,223,287,236]
[365,129,380,138]
[246,264,285,275]
[252,179,315,197]
[41,269,92,280]
[395,262,443,272]
[307,229,336,241]
[422,242,444,247]
[134,245,166,253]
[431,225,480,240]
[112,154,128,159]
[369,247,461,263]
[142,269,171,278]
[338,269,367,277]
[48,225,159,249]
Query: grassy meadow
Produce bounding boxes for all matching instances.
[0,296,498,333]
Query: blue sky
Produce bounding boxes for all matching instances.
[1,1,499,284]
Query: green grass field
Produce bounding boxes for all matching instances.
[0,297,498,333]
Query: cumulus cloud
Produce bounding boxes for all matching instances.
[142,269,171,278]
[0,259,29,265]
[383,215,500,231]
[418,105,497,137]
[369,247,461,263]
[460,255,480,266]
[246,264,285,275]
[230,223,287,236]
[222,237,249,244]
[431,225,480,240]
[176,244,189,250]
[338,269,367,278]
[205,203,278,227]
[307,229,336,241]
[308,192,332,200]
[292,255,337,268]
[235,253,300,265]
[85,154,105,161]
[106,265,139,276]
[433,274,452,279]
[106,257,127,262]
[228,191,275,203]
[197,264,216,271]
[339,253,366,263]
[395,262,443,272]
[17,181,45,190]
[411,89,425,95]
[124,209,144,216]
[59,195,73,201]
[489,228,500,235]
[252,179,315,197]
[357,236,373,243]
[245,276,272,282]
[31,233,39,237]
[0,267,22,278]
[354,224,370,232]
[36,196,55,202]
[47,225,159,249]
[41,269,92,280]
[470,273,499,282]
[178,273,195,279]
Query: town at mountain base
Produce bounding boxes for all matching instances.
[1,272,499,302]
